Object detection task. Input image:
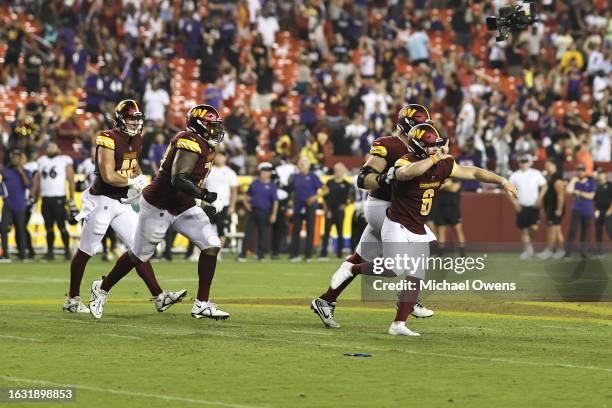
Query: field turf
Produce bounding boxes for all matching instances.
[0,256,611,408]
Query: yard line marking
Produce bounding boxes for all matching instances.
[0,334,41,342]
[0,376,266,408]
[99,333,142,340]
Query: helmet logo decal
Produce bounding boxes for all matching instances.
[403,108,417,118]
[191,108,209,118]
[412,128,426,139]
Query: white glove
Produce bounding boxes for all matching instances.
[211,198,224,214]
[121,187,142,204]
[127,175,148,192]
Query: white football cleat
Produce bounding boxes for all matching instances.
[89,280,107,319]
[411,299,434,318]
[537,248,553,260]
[330,261,354,290]
[191,299,230,320]
[153,289,187,312]
[311,297,340,328]
[552,249,566,260]
[63,296,90,313]
[388,321,420,337]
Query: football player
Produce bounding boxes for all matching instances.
[89,104,228,320]
[65,100,186,314]
[311,104,434,328]
[332,123,518,336]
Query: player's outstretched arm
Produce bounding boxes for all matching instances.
[453,165,518,199]
[170,149,214,201]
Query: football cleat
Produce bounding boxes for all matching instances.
[411,299,434,318]
[191,300,230,320]
[388,322,421,337]
[537,248,553,260]
[153,289,187,312]
[311,297,340,328]
[63,296,90,313]
[89,280,108,319]
[330,261,354,290]
[552,249,566,260]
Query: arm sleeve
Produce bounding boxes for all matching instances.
[537,171,547,186]
[394,156,412,168]
[96,134,116,150]
[230,171,239,187]
[369,140,388,158]
[176,138,202,154]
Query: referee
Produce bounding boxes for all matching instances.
[319,163,353,259]
[509,155,547,260]
[32,142,75,261]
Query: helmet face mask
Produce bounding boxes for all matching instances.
[187,105,224,147]
[114,100,144,137]
[407,123,445,159]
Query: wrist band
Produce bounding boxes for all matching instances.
[501,178,508,187]
[430,156,439,165]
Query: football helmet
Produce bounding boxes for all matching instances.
[407,123,445,158]
[114,99,144,137]
[397,104,432,136]
[186,104,224,147]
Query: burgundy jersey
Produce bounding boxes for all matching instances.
[143,131,216,215]
[90,129,143,200]
[387,153,457,234]
[368,136,410,201]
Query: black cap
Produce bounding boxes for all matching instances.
[576,163,586,171]
[9,148,23,156]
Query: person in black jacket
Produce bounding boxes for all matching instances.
[594,168,612,257]
[319,163,354,259]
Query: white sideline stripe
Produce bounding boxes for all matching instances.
[100,333,142,340]
[32,317,612,373]
[0,334,41,342]
[0,376,265,408]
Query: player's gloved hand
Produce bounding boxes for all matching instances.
[376,166,396,186]
[121,187,142,204]
[67,199,78,212]
[128,175,148,192]
[199,189,217,204]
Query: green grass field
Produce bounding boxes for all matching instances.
[1,256,611,408]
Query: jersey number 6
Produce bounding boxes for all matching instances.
[420,188,435,216]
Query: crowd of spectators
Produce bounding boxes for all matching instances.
[0,0,610,259]
[0,0,610,178]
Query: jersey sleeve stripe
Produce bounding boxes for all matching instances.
[394,158,411,168]
[96,136,115,150]
[177,139,202,154]
[449,160,458,177]
[369,145,387,157]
